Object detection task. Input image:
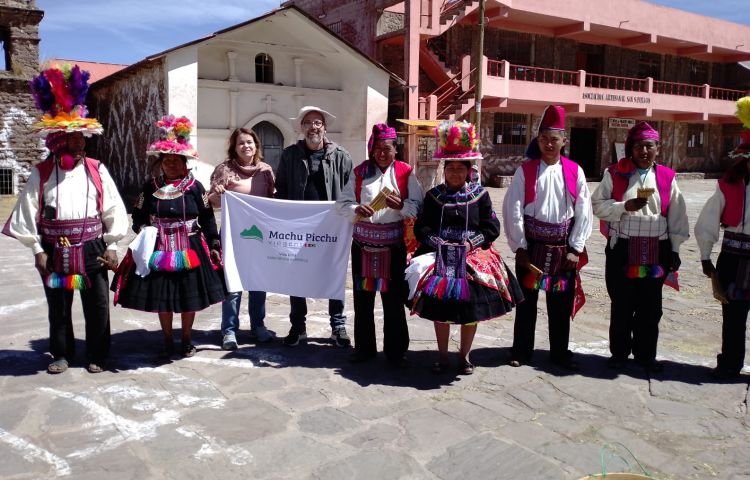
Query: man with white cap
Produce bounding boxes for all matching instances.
[275,106,353,347]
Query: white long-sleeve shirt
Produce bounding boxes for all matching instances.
[502,159,592,253]
[591,167,689,252]
[8,160,129,254]
[694,182,750,261]
[337,161,423,223]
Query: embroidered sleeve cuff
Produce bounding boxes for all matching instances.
[468,233,485,249]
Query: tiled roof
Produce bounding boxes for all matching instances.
[48,59,129,83]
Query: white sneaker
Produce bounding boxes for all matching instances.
[222,334,238,350]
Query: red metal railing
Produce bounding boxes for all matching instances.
[586,73,647,92]
[709,86,746,101]
[509,64,579,85]
[653,80,704,97]
[437,85,474,118]
[470,58,744,107]
[486,59,503,77]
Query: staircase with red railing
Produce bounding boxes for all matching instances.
[440,0,478,26]
[425,67,476,120]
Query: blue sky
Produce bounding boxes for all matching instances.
[36,0,749,65]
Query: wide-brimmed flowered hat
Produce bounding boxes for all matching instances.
[29,64,103,137]
[432,120,482,162]
[146,114,198,159]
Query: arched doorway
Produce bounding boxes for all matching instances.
[253,121,284,172]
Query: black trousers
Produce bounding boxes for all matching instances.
[351,242,409,361]
[511,264,575,362]
[43,267,111,363]
[604,239,670,363]
[716,251,749,374]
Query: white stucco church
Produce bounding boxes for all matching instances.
[89,6,397,197]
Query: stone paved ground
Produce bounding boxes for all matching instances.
[0,179,748,480]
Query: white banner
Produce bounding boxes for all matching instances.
[221,192,353,300]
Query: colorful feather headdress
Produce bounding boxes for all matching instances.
[432,121,482,162]
[146,114,198,159]
[730,96,750,159]
[29,64,103,137]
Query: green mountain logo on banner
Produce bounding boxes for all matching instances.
[240,225,263,241]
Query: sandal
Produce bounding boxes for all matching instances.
[459,362,475,375]
[182,343,197,358]
[509,359,522,368]
[87,363,104,374]
[47,358,68,374]
[431,362,449,374]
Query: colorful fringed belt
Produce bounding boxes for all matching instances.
[421,242,470,302]
[40,217,104,290]
[149,218,201,272]
[353,221,403,292]
[623,236,664,279]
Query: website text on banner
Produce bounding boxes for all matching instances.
[221,191,353,300]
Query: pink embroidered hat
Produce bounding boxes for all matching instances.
[146,114,198,159]
[367,123,397,154]
[432,120,482,162]
[625,121,660,156]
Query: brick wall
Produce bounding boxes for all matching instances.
[0,0,43,193]
[88,60,167,203]
[283,0,386,58]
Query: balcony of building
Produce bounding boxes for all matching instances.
[378,0,750,62]
[419,55,747,122]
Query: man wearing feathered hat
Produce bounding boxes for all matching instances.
[695,96,750,379]
[336,123,423,367]
[592,120,688,373]
[3,64,128,374]
[275,106,354,347]
[503,105,593,370]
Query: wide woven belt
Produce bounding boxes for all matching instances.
[353,220,403,247]
[722,230,750,257]
[39,217,102,244]
[151,217,200,235]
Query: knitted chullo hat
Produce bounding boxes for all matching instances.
[625,121,660,157]
[146,114,198,159]
[432,121,482,162]
[29,64,103,137]
[730,97,750,159]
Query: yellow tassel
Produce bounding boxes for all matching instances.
[736,96,750,130]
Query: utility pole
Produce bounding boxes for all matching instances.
[473,0,485,134]
[473,0,486,183]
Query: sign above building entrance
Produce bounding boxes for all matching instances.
[608,118,637,129]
